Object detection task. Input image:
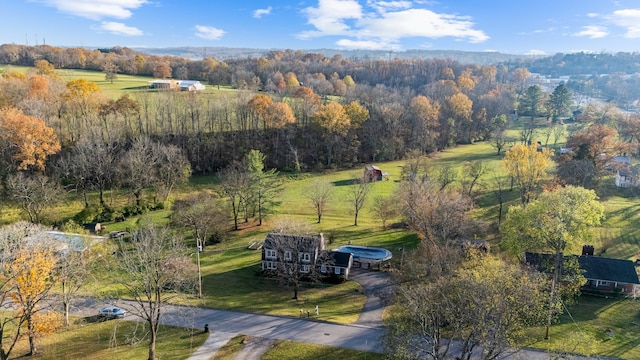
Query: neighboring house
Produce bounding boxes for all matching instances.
[149,79,205,91]
[83,222,105,234]
[320,251,354,279]
[605,155,631,171]
[261,233,325,274]
[525,250,640,297]
[364,165,389,182]
[616,167,639,187]
[179,80,206,91]
[149,79,180,89]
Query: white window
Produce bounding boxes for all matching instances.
[266,249,276,259]
[265,261,277,270]
[335,267,341,275]
[284,251,292,261]
[597,280,610,287]
[299,252,311,262]
[300,264,310,273]
[320,265,327,273]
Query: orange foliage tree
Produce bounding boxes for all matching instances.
[0,106,61,172]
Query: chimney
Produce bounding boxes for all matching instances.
[582,245,594,256]
[319,233,325,251]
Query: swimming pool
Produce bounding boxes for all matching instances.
[335,245,393,264]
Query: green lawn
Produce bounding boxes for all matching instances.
[12,318,208,360]
[527,295,640,359]
[261,339,385,360]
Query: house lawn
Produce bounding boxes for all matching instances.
[10,317,208,360]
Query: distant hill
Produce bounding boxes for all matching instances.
[131,46,533,65]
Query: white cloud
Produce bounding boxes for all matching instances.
[610,9,640,38]
[299,0,363,39]
[35,0,147,20]
[253,6,272,19]
[573,25,608,38]
[195,25,225,40]
[586,13,599,18]
[299,0,488,47]
[358,9,489,43]
[367,0,412,14]
[98,21,143,36]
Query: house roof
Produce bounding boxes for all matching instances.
[578,256,640,284]
[264,233,323,250]
[525,252,640,285]
[365,165,381,171]
[329,251,353,267]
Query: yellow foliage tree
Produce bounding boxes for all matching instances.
[503,143,553,205]
[0,106,61,172]
[5,245,58,357]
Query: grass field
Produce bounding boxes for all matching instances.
[11,317,207,360]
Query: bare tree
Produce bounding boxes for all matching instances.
[171,193,229,298]
[58,249,89,326]
[154,144,191,202]
[305,179,334,223]
[114,225,196,360]
[372,195,399,229]
[434,165,457,191]
[219,161,251,231]
[460,160,487,196]
[399,178,474,246]
[5,172,63,223]
[348,175,373,226]
[262,233,329,300]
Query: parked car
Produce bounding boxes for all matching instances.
[98,306,126,319]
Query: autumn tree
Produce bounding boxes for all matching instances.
[501,185,604,339]
[311,101,351,166]
[247,93,273,130]
[0,106,61,173]
[114,225,196,360]
[153,63,172,79]
[502,143,553,205]
[3,239,59,357]
[409,95,440,153]
[386,244,547,360]
[557,124,622,188]
[305,179,334,224]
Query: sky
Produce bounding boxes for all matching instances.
[2,0,640,55]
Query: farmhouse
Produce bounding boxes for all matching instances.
[615,167,638,187]
[261,233,354,279]
[261,233,325,273]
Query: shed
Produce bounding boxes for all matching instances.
[364,165,388,182]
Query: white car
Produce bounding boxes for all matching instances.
[98,306,126,319]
